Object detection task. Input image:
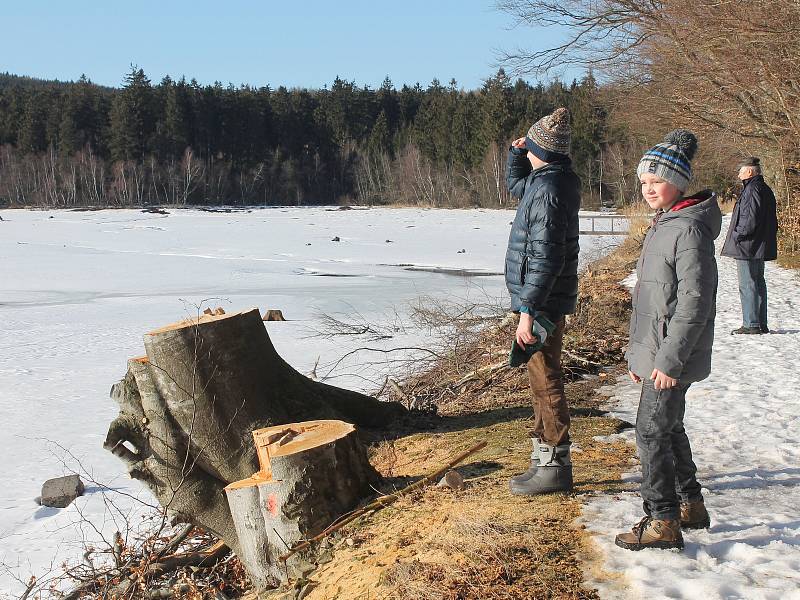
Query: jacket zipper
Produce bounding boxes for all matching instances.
[632,216,660,334]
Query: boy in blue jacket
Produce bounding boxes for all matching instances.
[504,107,581,495]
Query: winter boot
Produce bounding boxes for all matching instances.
[509,438,540,484]
[731,326,763,335]
[680,500,711,529]
[509,442,572,495]
[615,517,684,551]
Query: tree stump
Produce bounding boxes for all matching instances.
[104,308,403,562]
[262,309,286,322]
[226,420,377,590]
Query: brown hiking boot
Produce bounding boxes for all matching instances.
[615,517,684,551]
[680,500,711,529]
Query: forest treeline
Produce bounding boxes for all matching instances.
[0,69,613,209]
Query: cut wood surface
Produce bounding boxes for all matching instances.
[105,308,404,565]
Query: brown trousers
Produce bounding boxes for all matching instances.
[526,316,570,446]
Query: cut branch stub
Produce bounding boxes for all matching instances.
[225,420,378,590]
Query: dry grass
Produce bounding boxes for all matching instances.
[618,201,652,242]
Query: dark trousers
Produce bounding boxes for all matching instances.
[737,258,768,328]
[636,381,703,520]
[527,316,570,446]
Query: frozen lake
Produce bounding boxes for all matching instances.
[0,206,622,593]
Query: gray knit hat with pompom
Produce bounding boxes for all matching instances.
[636,129,699,192]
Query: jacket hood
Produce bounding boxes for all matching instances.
[660,189,722,240]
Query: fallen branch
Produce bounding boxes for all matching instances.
[156,523,194,559]
[455,359,509,387]
[562,349,604,368]
[18,577,35,600]
[147,541,229,576]
[279,440,488,562]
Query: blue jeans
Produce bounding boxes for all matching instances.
[636,381,703,520]
[737,258,768,328]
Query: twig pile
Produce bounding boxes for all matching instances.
[51,524,248,600]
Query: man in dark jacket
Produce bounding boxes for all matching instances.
[504,107,581,495]
[721,157,778,334]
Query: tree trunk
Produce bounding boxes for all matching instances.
[226,420,378,590]
[104,308,403,562]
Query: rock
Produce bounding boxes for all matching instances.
[436,470,465,490]
[41,474,84,508]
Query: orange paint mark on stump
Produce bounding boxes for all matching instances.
[266,494,279,516]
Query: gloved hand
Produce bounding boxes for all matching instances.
[508,314,556,367]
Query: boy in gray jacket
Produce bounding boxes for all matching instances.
[616,130,721,551]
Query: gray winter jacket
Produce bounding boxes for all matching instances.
[626,191,722,383]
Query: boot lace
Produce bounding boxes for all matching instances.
[632,516,652,542]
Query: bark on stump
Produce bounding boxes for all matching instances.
[104,308,402,562]
[226,420,376,590]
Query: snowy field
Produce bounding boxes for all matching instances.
[583,216,800,600]
[0,206,620,595]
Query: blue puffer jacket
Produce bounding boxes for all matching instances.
[504,147,581,315]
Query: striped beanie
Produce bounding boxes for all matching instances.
[637,130,699,192]
[525,107,571,162]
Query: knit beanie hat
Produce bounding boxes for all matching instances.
[525,107,571,162]
[636,130,699,192]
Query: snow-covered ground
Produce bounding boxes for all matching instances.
[0,206,621,595]
[583,216,800,600]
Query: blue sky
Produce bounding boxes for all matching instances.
[0,0,578,90]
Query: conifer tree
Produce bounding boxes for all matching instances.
[109,66,156,161]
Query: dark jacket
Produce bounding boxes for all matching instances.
[504,147,581,315]
[626,191,722,383]
[721,175,778,260]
